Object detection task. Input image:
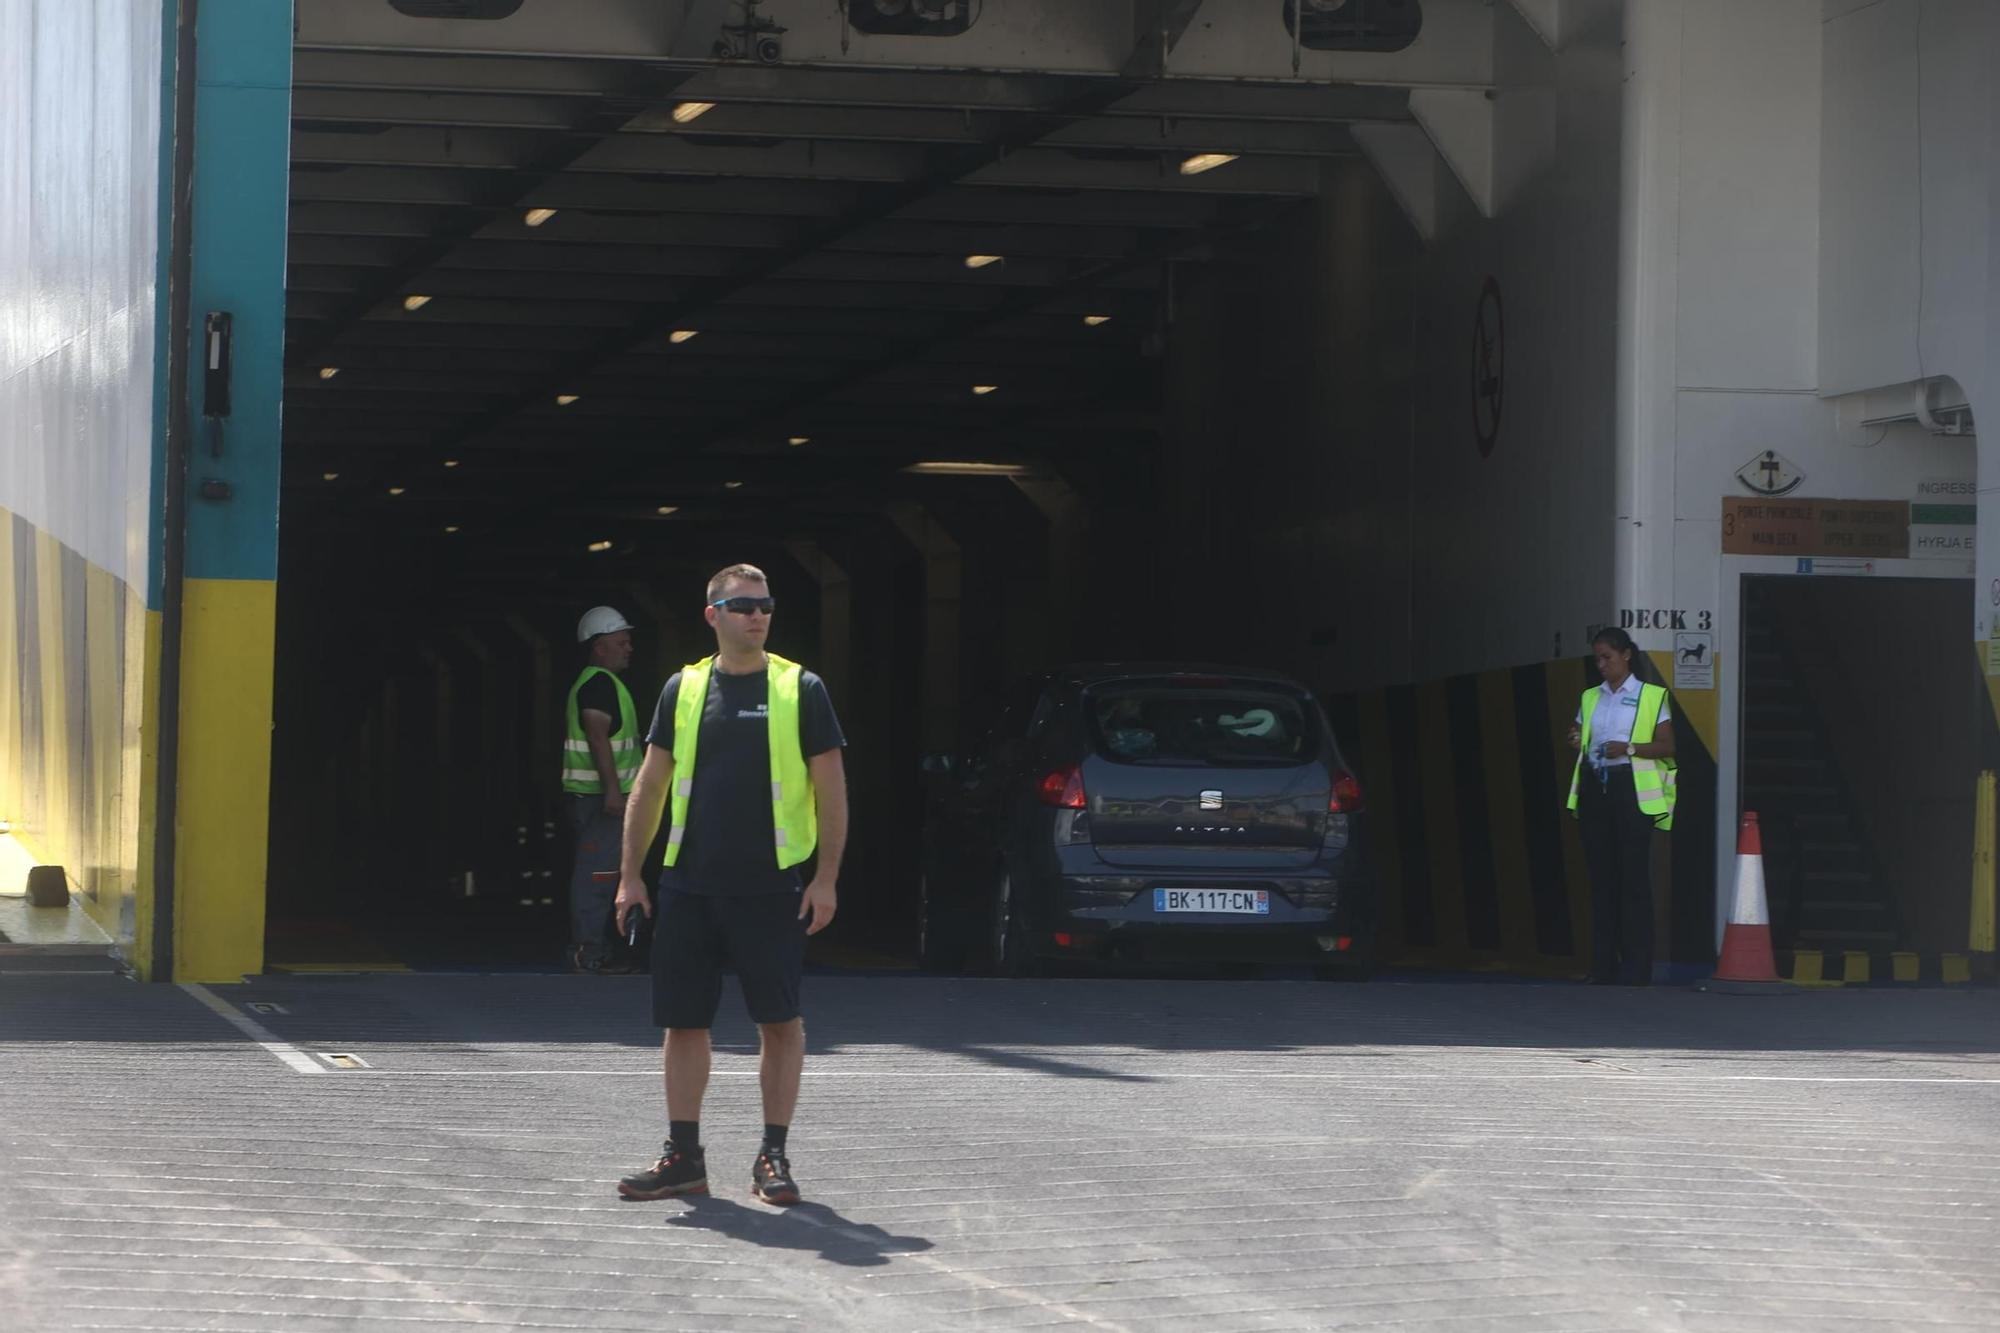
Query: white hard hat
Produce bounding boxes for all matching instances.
[576,606,634,643]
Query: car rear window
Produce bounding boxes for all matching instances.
[1084,680,1320,767]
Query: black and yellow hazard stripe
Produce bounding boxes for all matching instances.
[1784,948,1974,986]
[1334,657,1713,977]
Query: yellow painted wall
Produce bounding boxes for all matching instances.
[0,508,152,952]
[173,578,276,982]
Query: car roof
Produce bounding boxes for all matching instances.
[1047,662,1312,690]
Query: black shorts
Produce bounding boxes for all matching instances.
[651,889,806,1029]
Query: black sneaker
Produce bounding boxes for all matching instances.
[752,1147,800,1206]
[617,1142,707,1200]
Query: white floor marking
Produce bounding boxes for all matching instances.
[179,984,325,1074]
[321,1068,2000,1084]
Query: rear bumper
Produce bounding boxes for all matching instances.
[1031,864,1375,963]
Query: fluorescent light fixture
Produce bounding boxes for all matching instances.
[669,329,700,344]
[321,471,339,482]
[971,384,999,396]
[904,461,1031,477]
[656,505,680,516]
[1179,152,1239,176]
[787,436,811,447]
[672,101,717,124]
[523,207,559,227]
[556,394,580,406]
[1083,314,1112,326]
[402,294,432,311]
[723,481,744,490]
[443,459,460,469]
[318,366,340,380]
[387,486,407,496]
[964,254,1003,269]
[587,539,613,553]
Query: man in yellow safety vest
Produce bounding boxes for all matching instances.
[612,563,848,1208]
[563,605,643,973]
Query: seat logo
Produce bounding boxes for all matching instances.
[1199,790,1224,811]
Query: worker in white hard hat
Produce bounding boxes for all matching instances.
[562,606,644,973]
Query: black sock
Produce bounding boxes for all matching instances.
[670,1120,700,1153]
[762,1124,788,1153]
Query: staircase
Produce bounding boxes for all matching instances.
[1738,617,1900,954]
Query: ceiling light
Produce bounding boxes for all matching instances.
[1083,314,1112,327]
[443,459,460,469]
[556,394,580,406]
[656,505,680,516]
[387,486,407,496]
[321,471,339,482]
[964,254,1003,269]
[672,101,717,124]
[787,436,811,447]
[1180,152,1239,176]
[905,461,1031,476]
[669,329,700,344]
[445,525,460,534]
[523,207,558,227]
[971,384,999,396]
[587,539,613,553]
[402,294,432,311]
[318,366,340,380]
[724,481,744,490]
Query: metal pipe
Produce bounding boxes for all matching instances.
[152,0,199,982]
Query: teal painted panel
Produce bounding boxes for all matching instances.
[181,7,291,583]
[196,0,295,90]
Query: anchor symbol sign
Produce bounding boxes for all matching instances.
[1736,450,1804,497]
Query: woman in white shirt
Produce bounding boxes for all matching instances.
[1564,628,1678,985]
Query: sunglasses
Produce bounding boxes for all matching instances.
[712,596,776,616]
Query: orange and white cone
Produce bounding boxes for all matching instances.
[1705,811,1787,990]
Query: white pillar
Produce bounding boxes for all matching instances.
[1612,0,1682,625]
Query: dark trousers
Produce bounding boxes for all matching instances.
[566,795,622,962]
[1577,766,1657,985]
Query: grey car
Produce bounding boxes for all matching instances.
[919,664,1379,978]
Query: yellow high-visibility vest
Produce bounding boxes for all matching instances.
[664,653,817,869]
[1567,681,1677,830]
[561,667,641,795]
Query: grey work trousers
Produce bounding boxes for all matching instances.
[566,793,623,963]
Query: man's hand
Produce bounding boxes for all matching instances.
[1606,741,1633,760]
[603,790,628,818]
[614,876,652,935]
[799,877,837,935]
[1566,724,1582,751]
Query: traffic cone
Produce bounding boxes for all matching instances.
[1703,811,1790,992]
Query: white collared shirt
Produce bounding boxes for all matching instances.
[1576,675,1670,771]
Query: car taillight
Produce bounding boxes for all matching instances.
[1038,765,1086,809]
[1328,772,1365,813]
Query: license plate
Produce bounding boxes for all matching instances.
[1153,888,1270,915]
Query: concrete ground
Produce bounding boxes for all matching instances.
[2,970,1998,1332]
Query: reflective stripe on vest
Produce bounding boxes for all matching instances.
[561,667,643,795]
[1566,681,1677,831]
[663,653,818,870]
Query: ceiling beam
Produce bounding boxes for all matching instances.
[284,67,701,368]
[417,76,1172,457]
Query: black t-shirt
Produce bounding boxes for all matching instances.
[574,672,624,731]
[646,665,845,895]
